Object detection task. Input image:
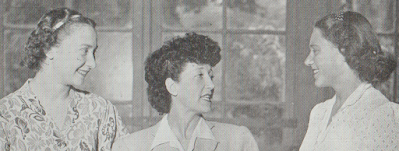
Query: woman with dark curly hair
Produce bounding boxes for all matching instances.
[113,33,259,151]
[300,11,399,150]
[0,8,127,150]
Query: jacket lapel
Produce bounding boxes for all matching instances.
[151,118,220,151]
[192,138,219,151]
[151,143,180,151]
[192,121,219,151]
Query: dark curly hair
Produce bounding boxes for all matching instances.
[22,7,96,71]
[315,11,396,85]
[145,32,221,114]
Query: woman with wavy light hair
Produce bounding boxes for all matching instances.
[0,8,127,151]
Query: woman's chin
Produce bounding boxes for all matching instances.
[314,79,327,88]
[71,79,85,87]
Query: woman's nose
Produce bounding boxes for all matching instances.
[86,53,96,69]
[206,76,215,90]
[304,52,314,66]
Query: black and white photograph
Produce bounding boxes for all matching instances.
[0,0,398,150]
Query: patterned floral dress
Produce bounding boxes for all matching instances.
[0,80,128,151]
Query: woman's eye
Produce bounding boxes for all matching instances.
[313,49,320,55]
[80,49,88,56]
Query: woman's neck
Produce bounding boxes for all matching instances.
[29,70,71,104]
[332,75,363,107]
[167,103,201,141]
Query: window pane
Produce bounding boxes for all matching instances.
[350,0,395,33]
[4,0,65,25]
[75,0,132,28]
[379,35,395,54]
[77,32,133,101]
[226,34,285,102]
[162,32,223,101]
[3,30,35,95]
[227,0,286,30]
[162,0,223,29]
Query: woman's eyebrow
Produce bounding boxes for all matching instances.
[309,45,320,49]
[81,44,97,48]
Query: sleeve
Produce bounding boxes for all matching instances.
[113,104,129,139]
[299,103,323,151]
[0,98,10,151]
[240,126,259,151]
[359,103,399,150]
[0,117,9,151]
[98,100,129,151]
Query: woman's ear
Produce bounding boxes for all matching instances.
[46,48,56,61]
[339,48,345,53]
[165,78,178,96]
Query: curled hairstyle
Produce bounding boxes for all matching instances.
[315,11,396,84]
[145,32,221,114]
[22,7,96,71]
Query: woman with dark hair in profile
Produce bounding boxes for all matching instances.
[113,33,259,151]
[0,8,127,150]
[300,11,399,150]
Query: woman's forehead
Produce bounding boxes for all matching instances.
[182,62,212,72]
[309,28,335,47]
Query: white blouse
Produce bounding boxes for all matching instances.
[300,83,399,151]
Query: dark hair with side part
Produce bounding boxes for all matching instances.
[145,32,221,114]
[22,7,96,71]
[315,11,396,85]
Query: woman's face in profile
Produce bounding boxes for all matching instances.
[304,28,347,87]
[50,24,97,86]
[173,62,215,114]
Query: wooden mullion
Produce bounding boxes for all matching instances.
[0,0,5,98]
[393,0,399,103]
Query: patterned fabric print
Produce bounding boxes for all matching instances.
[0,80,128,151]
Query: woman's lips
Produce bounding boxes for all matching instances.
[312,69,319,77]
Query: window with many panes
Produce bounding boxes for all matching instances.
[1,0,397,150]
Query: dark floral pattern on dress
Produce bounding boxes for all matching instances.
[0,80,128,151]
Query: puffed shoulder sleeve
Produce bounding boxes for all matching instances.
[0,115,8,151]
[98,100,129,151]
[0,99,11,151]
[360,102,399,150]
[239,126,259,151]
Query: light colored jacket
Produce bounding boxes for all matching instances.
[112,120,259,151]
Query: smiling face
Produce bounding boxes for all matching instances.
[50,24,97,86]
[172,62,215,114]
[304,28,348,87]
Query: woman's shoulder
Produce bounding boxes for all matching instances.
[0,89,31,120]
[205,120,259,150]
[72,87,111,108]
[206,120,252,136]
[207,120,243,129]
[370,101,399,120]
[122,125,155,141]
[113,125,156,151]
